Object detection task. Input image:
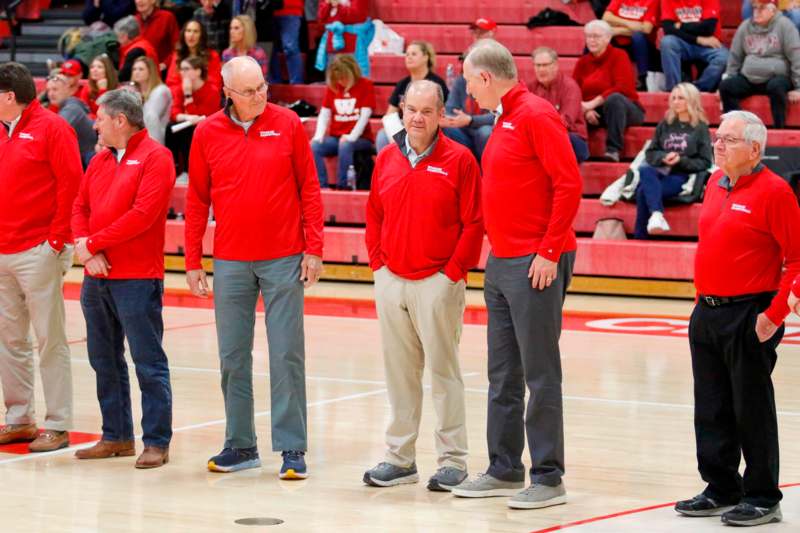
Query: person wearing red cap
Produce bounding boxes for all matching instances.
[0,62,82,453]
[675,110,800,526]
[470,17,497,40]
[452,40,582,510]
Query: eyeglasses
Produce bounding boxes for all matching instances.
[585,33,606,40]
[225,83,268,99]
[712,135,747,146]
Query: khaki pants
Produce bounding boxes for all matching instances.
[0,242,73,430]
[374,267,468,470]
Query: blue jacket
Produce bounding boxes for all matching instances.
[315,19,375,76]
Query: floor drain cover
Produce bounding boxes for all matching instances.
[235,518,284,526]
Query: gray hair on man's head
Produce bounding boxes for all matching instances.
[113,15,141,39]
[97,88,144,129]
[532,46,558,62]
[403,79,444,109]
[464,39,518,81]
[721,110,767,157]
[584,19,613,36]
[221,55,262,87]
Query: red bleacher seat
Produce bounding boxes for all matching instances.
[371,0,596,25]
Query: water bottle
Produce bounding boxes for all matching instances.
[446,63,455,90]
[346,164,357,190]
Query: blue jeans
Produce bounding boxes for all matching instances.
[660,35,728,92]
[743,0,800,28]
[268,15,304,84]
[80,277,172,448]
[630,31,657,77]
[442,124,493,161]
[311,135,374,188]
[568,133,589,163]
[213,255,307,451]
[634,164,688,239]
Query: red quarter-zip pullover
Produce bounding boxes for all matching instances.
[136,7,180,65]
[573,45,640,103]
[185,103,324,270]
[366,132,483,281]
[72,129,176,279]
[481,83,582,262]
[0,100,82,254]
[695,166,800,325]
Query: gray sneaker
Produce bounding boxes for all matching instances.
[451,473,524,498]
[427,467,468,492]
[508,482,567,509]
[363,462,419,487]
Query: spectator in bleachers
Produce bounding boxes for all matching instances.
[58,59,84,98]
[166,20,223,94]
[660,0,729,92]
[131,56,173,145]
[268,0,305,84]
[317,0,370,58]
[375,41,449,153]
[529,47,589,163]
[573,20,643,162]
[720,0,800,129]
[602,0,659,89]
[311,55,375,189]
[194,0,232,52]
[167,56,222,176]
[135,0,181,68]
[743,0,800,31]
[46,73,98,169]
[222,15,269,76]
[115,15,160,82]
[83,0,135,27]
[633,82,712,237]
[78,54,119,117]
[469,17,496,40]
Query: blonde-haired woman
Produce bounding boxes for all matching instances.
[222,15,268,76]
[131,56,173,145]
[311,54,376,188]
[634,82,713,238]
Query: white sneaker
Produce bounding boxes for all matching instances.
[647,211,671,234]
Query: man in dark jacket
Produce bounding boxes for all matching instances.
[46,73,97,168]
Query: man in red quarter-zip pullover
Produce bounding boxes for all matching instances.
[451,40,582,510]
[675,111,800,527]
[185,56,323,478]
[0,62,82,453]
[72,89,175,469]
[363,80,483,491]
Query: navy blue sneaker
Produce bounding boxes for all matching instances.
[279,450,307,479]
[207,447,261,473]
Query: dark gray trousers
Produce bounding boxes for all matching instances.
[484,251,575,486]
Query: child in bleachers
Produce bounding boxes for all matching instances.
[311,54,376,189]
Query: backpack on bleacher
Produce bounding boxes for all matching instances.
[71,32,119,70]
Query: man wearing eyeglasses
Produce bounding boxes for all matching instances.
[184,55,324,479]
[676,110,800,527]
[528,46,589,163]
[0,62,82,452]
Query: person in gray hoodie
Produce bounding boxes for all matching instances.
[720,0,800,128]
[46,74,98,168]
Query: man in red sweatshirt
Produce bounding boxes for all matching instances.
[675,111,800,527]
[72,89,175,469]
[0,62,82,453]
[451,40,582,510]
[363,80,483,492]
[185,56,323,478]
[135,0,179,68]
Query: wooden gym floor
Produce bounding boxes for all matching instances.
[0,271,798,532]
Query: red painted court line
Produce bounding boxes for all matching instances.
[0,429,100,455]
[529,483,800,533]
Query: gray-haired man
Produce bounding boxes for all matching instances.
[72,89,176,468]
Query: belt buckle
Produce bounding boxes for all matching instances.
[704,296,719,307]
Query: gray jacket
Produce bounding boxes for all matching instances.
[58,97,97,166]
[726,12,800,88]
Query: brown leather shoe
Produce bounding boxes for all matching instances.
[29,430,69,452]
[0,423,38,444]
[135,446,169,469]
[75,439,136,459]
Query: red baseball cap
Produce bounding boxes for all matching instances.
[60,59,82,77]
[470,17,497,31]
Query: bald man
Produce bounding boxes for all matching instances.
[364,80,483,491]
[184,56,324,478]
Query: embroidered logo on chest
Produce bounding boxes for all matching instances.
[501,122,515,130]
[125,159,141,165]
[427,165,448,176]
[18,132,34,140]
[259,130,281,137]
[731,203,751,214]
